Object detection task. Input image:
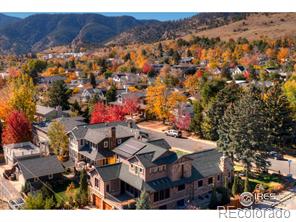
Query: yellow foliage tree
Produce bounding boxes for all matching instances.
[283,79,296,114]
[183,74,200,95]
[277,48,289,63]
[146,78,186,122]
[8,74,36,122]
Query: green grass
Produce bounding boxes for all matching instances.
[173,149,190,157]
[52,178,79,205]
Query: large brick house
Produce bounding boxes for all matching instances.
[88,137,233,210]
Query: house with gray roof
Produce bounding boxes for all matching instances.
[32,116,86,153]
[68,120,141,167]
[16,155,65,189]
[80,88,105,103]
[88,136,233,210]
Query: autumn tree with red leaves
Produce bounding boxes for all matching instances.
[142,63,153,74]
[174,112,191,131]
[2,111,32,144]
[90,103,126,124]
[122,95,140,118]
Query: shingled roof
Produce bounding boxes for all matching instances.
[18,156,64,180]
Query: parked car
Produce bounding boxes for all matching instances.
[269,151,283,160]
[8,198,24,210]
[164,129,182,138]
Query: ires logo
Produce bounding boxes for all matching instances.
[240,192,276,207]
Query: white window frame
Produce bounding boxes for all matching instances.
[104,141,108,148]
[48,174,53,180]
[117,139,122,144]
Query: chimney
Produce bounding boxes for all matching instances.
[219,153,232,176]
[110,127,116,149]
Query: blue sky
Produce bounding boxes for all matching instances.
[4,13,196,21]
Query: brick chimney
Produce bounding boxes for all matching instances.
[110,127,116,149]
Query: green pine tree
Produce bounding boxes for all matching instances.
[190,101,203,136]
[89,73,97,89]
[136,191,152,209]
[264,83,296,151]
[106,85,117,103]
[48,80,71,110]
[231,175,239,196]
[208,186,218,209]
[203,83,241,141]
[244,171,250,192]
[217,86,271,172]
[77,169,89,206]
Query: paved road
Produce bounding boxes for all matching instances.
[140,128,216,153]
[269,158,296,178]
[0,176,22,202]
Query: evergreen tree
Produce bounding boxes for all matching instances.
[48,80,71,110]
[136,191,151,209]
[203,83,241,140]
[264,84,296,150]
[231,175,239,196]
[106,85,117,103]
[220,176,230,205]
[158,43,163,57]
[244,171,250,192]
[89,73,96,89]
[208,186,218,209]
[217,87,271,172]
[172,51,181,64]
[77,169,88,206]
[71,100,82,115]
[190,101,203,136]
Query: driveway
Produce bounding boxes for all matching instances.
[139,126,216,153]
[0,165,22,202]
[0,176,22,202]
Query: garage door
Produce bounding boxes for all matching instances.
[93,194,102,209]
[103,201,112,210]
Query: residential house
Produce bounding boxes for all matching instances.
[80,88,105,103]
[16,155,65,189]
[231,65,246,79]
[88,139,233,210]
[179,57,194,64]
[35,105,69,122]
[68,121,140,167]
[38,76,66,85]
[32,116,86,151]
[3,142,47,167]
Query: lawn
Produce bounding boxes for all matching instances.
[234,163,285,191]
[173,149,191,157]
[52,178,80,205]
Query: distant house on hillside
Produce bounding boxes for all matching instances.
[38,76,66,85]
[231,65,246,79]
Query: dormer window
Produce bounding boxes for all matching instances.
[104,141,108,148]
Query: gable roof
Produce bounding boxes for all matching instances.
[36,105,56,116]
[18,156,64,180]
[70,121,138,144]
[114,137,177,168]
[186,149,223,179]
[79,144,114,161]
